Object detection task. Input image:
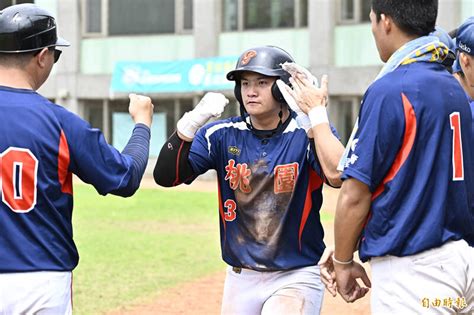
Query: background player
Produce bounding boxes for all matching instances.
[0,4,153,314]
[333,0,474,313]
[453,17,474,146]
[154,45,345,314]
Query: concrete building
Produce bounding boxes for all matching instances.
[3,0,473,159]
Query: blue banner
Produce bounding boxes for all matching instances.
[111,56,237,93]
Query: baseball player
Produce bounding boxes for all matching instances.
[0,4,153,314]
[332,0,474,314]
[154,45,345,314]
[453,17,474,152]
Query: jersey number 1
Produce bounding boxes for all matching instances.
[450,112,464,181]
[0,147,38,212]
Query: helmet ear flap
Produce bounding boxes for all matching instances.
[271,82,285,103]
[271,71,291,104]
[235,76,291,105]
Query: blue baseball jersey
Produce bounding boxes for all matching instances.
[188,114,334,271]
[467,94,474,142]
[342,62,474,261]
[0,86,136,272]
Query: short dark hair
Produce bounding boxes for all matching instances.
[371,0,438,37]
[0,52,34,68]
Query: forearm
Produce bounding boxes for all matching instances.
[154,131,196,187]
[334,178,372,261]
[113,123,151,196]
[311,123,344,187]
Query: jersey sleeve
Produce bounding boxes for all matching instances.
[188,124,219,175]
[341,86,405,191]
[55,107,139,196]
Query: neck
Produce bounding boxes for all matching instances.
[0,66,37,90]
[388,32,419,59]
[250,106,290,130]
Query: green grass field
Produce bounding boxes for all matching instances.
[72,184,224,314]
[71,183,335,314]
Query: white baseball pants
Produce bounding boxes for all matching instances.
[221,265,324,315]
[370,239,473,315]
[0,271,72,315]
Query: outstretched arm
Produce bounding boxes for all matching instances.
[153,92,229,187]
[111,94,154,196]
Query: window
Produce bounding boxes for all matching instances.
[82,0,193,36]
[339,0,371,24]
[0,0,33,10]
[183,0,193,30]
[109,0,175,35]
[223,0,307,32]
[223,0,238,31]
[84,100,104,130]
[85,0,102,33]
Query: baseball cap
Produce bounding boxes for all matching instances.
[456,16,474,56]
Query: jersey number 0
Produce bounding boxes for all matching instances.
[0,147,38,213]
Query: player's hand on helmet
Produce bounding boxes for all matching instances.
[276,63,316,133]
[128,93,154,128]
[334,261,371,303]
[281,62,319,87]
[177,92,229,141]
[276,79,311,134]
[277,63,328,135]
[317,246,337,297]
[287,73,329,113]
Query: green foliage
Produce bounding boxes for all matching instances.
[72,185,224,315]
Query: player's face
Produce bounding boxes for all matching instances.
[460,53,474,88]
[240,72,280,125]
[370,9,390,63]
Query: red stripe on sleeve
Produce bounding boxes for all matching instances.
[298,167,323,250]
[372,93,417,200]
[172,140,185,186]
[217,180,227,232]
[58,130,73,195]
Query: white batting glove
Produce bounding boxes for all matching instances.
[281,62,319,87]
[177,92,229,139]
[277,63,319,133]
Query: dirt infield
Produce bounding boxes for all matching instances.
[109,178,371,315]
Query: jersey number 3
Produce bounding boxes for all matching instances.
[450,112,464,181]
[0,147,38,213]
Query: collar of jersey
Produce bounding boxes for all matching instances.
[248,112,293,139]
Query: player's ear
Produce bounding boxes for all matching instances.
[380,14,392,34]
[459,52,470,71]
[35,47,50,68]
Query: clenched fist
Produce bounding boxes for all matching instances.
[177,92,229,140]
[128,93,154,127]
